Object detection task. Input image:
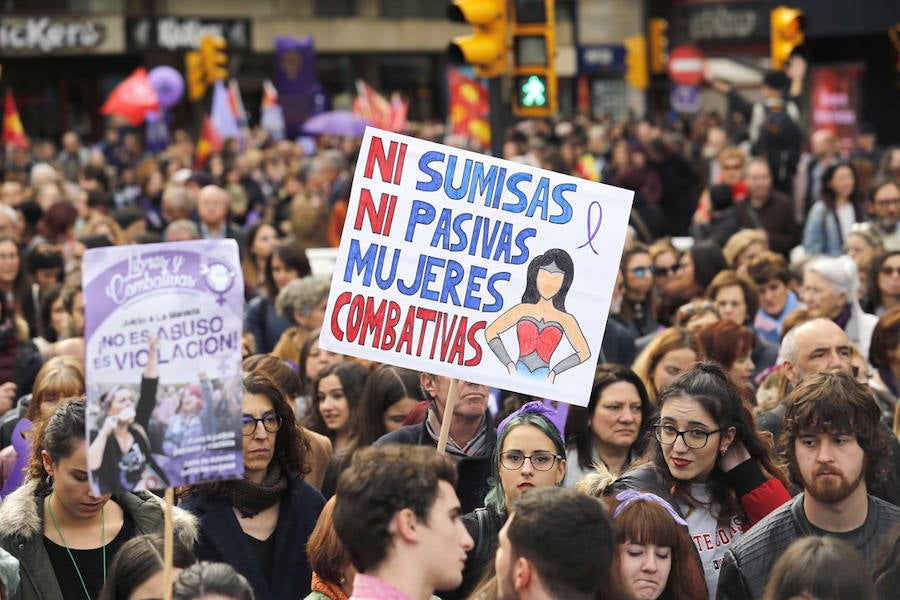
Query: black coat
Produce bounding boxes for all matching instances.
[181,474,325,600]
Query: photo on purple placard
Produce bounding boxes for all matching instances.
[82,239,245,494]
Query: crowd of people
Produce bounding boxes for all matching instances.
[0,61,899,599]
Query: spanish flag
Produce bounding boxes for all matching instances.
[3,90,27,149]
[194,115,222,168]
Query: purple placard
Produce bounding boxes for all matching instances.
[83,239,244,494]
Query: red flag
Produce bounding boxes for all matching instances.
[3,90,27,149]
[195,116,223,168]
[388,92,409,133]
[353,80,392,130]
[448,68,490,149]
[100,68,159,126]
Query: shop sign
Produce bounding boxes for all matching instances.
[0,17,105,53]
[126,17,251,52]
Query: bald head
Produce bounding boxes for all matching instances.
[196,185,228,229]
[781,318,852,385]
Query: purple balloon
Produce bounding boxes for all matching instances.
[148,66,185,109]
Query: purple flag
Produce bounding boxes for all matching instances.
[274,35,323,137]
[144,110,169,154]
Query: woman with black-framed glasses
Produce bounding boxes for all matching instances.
[450,401,566,600]
[180,372,325,600]
[609,362,790,598]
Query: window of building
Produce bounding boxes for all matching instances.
[381,1,446,18]
[314,0,357,17]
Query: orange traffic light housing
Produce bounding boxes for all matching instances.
[200,35,228,84]
[624,36,649,91]
[185,51,207,102]
[648,18,668,75]
[511,0,556,117]
[447,0,509,78]
[771,6,805,70]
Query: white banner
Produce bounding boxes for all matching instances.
[319,128,633,407]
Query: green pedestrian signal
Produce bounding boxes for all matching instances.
[520,75,546,106]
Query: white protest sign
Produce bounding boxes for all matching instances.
[83,239,244,494]
[319,128,633,407]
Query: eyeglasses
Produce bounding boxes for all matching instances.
[654,424,721,449]
[874,197,900,207]
[722,163,744,170]
[880,266,900,277]
[654,264,682,277]
[499,451,562,471]
[242,412,283,436]
[630,266,655,278]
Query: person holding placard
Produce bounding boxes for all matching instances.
[374,373,495,514]
[485,248,591,383]
[179,372,325,600]
[0,398,197,600]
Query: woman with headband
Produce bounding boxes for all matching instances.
[452,401,567,600]
[601,490,707,600]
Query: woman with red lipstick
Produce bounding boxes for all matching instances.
[564,365,653,484]
[451,401,566,600]
[0,398,196,600]
[610,363,790,598]
[179,372,325,600]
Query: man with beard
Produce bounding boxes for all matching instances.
[863,180,900,251]
[495,487,614,600]
[716,370,900,600]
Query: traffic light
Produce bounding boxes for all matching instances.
[185,51,207,102]
[447,0,508,78]
[511,0,556,117]
[648,18,668,75]
[770,6,805,70]
[200,34,228,84]
[624,36,649,91]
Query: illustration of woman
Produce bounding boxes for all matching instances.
[87,336,169,492]
[485,248,590,382]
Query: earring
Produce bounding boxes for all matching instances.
[720,446,729,456]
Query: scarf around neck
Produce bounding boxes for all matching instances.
[223,463,288,518]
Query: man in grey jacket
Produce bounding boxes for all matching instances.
[717,371,900,599]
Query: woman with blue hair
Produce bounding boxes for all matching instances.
[451,401,566,599]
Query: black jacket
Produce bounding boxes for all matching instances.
[181,474,325,600]
[717,493,900,599]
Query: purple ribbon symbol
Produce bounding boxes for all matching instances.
[576,201,603,255]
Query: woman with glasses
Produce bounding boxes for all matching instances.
[563,365,653,484]
[452,401,566,600]
[649,240,682,296]
[180,372,326,600]
[863,250,900,317]
[614,244,660,340]
[611,362,790,597]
